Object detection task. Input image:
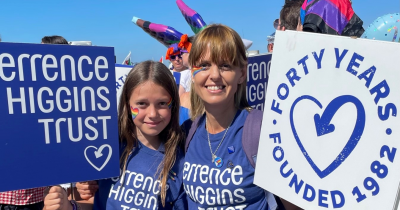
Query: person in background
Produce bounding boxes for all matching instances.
[41,35,69,44]
[166,34,194,123]
[0,188,45,210]
[166,41,192,95]
[274,0,304,31]
[267,32,275,53]
[300,0,364,36]
[179,91,190,125]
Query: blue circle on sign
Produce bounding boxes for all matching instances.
[214,157,223,168]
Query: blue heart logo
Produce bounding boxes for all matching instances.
[290,95,366,179]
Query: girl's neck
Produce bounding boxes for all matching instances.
[134,128,161,150]
[205,104,238,134]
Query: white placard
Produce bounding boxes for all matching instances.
[115,65,133,106]
[254,30,400,210]
[114,64,181,108]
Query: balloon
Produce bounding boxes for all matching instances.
[132,16,184,47]
[176,0,207,34]
[362,13,400,42]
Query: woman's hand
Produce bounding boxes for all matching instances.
[76,181,98,200]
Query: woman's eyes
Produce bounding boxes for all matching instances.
[199,63,211,70]
[219,64,232,71]
[197,63,232,71]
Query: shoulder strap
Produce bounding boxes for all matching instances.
[242,109,263,168]
[184,116,201,153]
[242,109,282,210]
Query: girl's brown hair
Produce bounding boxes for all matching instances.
[188,24,251,119]
[118,60,183,206]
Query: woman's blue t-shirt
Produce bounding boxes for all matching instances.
[183,109,269,209]
[93,141,187,210]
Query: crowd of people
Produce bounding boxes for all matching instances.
[0,0,398,209]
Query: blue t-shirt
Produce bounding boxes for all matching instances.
[179,106,190,125]
[93,141,187,210]
[183,109,269,209]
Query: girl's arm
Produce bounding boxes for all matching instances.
[43,186,73,210]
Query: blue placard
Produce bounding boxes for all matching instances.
[0,42,119,192]
[246,54,272,110]
[172,71,181,89]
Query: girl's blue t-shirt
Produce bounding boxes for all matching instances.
[93,141,187,210]
[183,109,269,209]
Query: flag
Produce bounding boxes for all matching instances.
[122,51,132,65]
[301,0,364,37]
[159,56,163,63]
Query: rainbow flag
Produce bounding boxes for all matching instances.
[301,0,364,37]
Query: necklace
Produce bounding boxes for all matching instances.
[206,116,234,168]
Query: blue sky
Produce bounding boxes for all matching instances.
[0,0,398,64]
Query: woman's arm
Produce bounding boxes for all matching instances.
[281,197,303,210]
[75,181,98,200]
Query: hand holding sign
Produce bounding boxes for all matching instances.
[43,186,72,210]
[76,181,98,200]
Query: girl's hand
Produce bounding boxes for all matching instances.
[76,181,98,200]
[43,186,72,210]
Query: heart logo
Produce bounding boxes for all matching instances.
[84,144,112,171]
[290,95,366,179]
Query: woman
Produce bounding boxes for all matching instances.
[183,24,301,210]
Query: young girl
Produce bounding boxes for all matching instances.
[43,61,187,210]
[183,24,301,210]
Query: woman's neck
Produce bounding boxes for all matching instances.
[134,128,161,150]
[205,104,238,134]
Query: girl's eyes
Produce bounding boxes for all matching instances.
[135,101,169,107]
[136,102,147,107]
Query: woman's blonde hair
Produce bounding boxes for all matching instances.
[188,24,251,119]
[118,61,183,206]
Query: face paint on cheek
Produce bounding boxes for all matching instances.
[191,66,205,77]
[130,106,139,120]
[167,98,173,109]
